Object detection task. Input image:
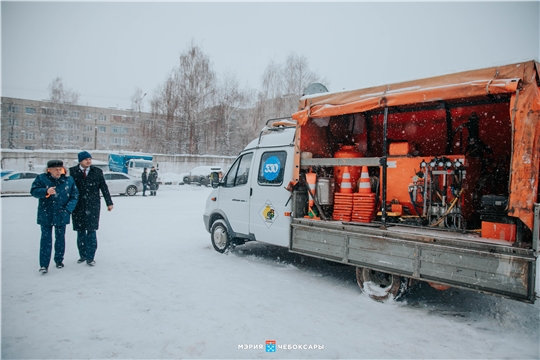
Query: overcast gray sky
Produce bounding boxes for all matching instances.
[2,1,539,110]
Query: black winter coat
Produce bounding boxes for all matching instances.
[148,169,158,190]
[69,165,113,231]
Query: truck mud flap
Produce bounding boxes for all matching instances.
[290,220,537,303]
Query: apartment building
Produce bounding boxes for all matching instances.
[1,97,145,151]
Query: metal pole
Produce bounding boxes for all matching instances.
[381,106,388,227]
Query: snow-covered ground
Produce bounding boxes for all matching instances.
[2,185,539,359]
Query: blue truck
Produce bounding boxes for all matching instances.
[108,153,155,178]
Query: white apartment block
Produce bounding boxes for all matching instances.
[1,97,145,151]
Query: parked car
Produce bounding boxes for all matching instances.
[182,166,223,186]
[103,172,142,196]
[0,169,14,177]
[1,171,40,194]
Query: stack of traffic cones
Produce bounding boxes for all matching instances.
[333,167,354,222]
[351,166,376,223]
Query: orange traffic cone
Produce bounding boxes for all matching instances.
[340,167,353,194]
[304,172,321,220]
[358,166,371,194]
[305,172,317,208]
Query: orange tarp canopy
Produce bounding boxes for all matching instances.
[292,60,540,230]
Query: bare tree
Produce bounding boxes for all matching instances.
[145,48,326,156]
[39,77,80,149]
[176,41,216,154]
[256,52,326,123]
[130,87,146,112]
[213,72,250,155]
[283,52,320,96]
[2,100,22,149]
[49,77,79,105]
[149,41,217,155]
[150,75,182,154]
[261,60,283,100]
[130,87,147,152]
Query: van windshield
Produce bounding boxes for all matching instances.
[134,161,152,168]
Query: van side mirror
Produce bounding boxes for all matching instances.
[210,171,221,188]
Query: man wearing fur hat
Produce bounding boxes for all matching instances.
[69,151,114,266]
[31,160,79,274]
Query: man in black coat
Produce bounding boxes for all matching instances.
[148,166,158,196]
[141,168,148,196]
[69,151,114,266]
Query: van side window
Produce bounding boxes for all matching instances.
[258,151,287,186]
[224,152,253,187]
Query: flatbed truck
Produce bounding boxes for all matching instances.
[204,60,539,302]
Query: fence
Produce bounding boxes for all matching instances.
[0,149,236,175]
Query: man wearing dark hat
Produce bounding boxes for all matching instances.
[31,160,79,273]
[148,165,159,196]
[141,167,148,196]
[69,151,114,266]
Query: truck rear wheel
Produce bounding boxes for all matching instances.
[356,267,408,301]
[211,220,231,253]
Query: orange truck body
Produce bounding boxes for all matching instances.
[292,60,540,233]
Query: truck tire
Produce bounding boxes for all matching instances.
[356,267,409,301]
[183,177,190,185]
[211,220,231,253]
[126,185,137,196]
[200,178,207,187]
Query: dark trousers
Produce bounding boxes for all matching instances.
[77,230,97,261]
[40,225,66,268]
[142,183,147,195]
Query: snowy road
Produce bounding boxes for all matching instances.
[2,185,539,359]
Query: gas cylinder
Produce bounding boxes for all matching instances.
[334,145,363,192]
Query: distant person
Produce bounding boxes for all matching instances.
[30,160,79,274]
[69,151,114,266]
[148,166,158,196]
[141,168,148,197]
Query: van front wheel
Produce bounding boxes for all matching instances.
[211,220,231,253]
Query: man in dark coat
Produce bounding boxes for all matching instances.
[31,160,79,273]
[69,151,114,266]
[141,168,148,196]
[148,166,158,196]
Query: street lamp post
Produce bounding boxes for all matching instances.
[138,93,147,113]
[135,93,146,152]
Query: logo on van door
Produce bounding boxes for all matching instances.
[260,200,278,228]
[263,156,281,181]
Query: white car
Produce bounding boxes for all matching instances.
[1,171,41,194]
[1,169,15,177]
[103,172,142,196]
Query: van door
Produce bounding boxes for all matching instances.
[217,152,254,236]
[248,148,293,247]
